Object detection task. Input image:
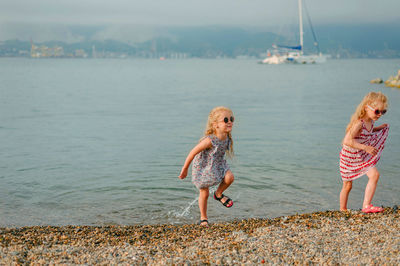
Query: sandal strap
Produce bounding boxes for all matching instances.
[223,197,232,206]
[214,192,224,201]
[214,192,233,208]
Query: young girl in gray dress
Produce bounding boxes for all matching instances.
[179,106,235,226]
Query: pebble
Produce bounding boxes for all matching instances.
[0,207,399,264]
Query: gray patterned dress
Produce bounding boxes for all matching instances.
[192,135,230,189]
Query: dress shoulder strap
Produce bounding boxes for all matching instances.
[206,134,218,146]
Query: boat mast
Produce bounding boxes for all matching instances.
[298,0,304,55]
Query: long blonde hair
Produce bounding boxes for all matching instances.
[203,106,234,158]
[346,91,388,132]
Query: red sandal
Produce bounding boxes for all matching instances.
[362,205,384,213]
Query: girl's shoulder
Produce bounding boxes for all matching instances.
[205,134,225,145]
[205,134,217,145]
[196,137,213,151]
[200,136,213,144]
[348,120,363,134]
[354,119,364,128]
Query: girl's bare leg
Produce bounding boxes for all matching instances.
[340,181,352,211]
[215,170,234,204]
[199,188,209,225]
[363,167,380,209]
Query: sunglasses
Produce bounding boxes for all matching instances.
[367,105,387,115]
[223,116,235,123]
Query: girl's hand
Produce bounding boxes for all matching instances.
[364,146,378,156]
[378,123,389,130]
[373,123,389,132]
[179,168,188,179]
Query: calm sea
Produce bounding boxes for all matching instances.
[1,58,399,227]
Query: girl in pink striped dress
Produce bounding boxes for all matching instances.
[339,92,389,213]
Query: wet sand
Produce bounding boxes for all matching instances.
[1,207,399,264]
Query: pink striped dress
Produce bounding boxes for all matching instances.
[339,121,389,181]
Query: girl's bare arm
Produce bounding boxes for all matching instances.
[342,121,377,156]
[179,138,212,179]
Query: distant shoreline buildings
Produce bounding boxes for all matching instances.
[30,40,65,58]
[0,34,399,60]
[25,40,191,59]
[30,40,89,58]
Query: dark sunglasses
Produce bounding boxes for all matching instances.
[223,116,235,123]
[367,105,387,115]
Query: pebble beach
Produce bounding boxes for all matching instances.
[1,207,399,265]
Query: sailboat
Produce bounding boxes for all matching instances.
[259,0,328,64]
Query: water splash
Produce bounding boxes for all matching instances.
[235,191,241,202]
[176,197,197,218]
[170,187,221,218]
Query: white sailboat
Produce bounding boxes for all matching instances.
[260,0,328,64]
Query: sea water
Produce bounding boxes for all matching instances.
[1,58,399,227]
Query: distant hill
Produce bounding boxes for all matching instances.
[1,23,399,58]
[312,23,400,58]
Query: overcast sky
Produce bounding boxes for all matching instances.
[1,0,399,41]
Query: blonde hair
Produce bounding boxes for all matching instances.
[346,91,388,132]
[203,106,234,158]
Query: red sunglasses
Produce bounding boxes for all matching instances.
[367,105,386,115]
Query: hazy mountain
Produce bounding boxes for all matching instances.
[1,23,399,58]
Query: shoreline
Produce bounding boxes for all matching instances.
[1,207,399,264]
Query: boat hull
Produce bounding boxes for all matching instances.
[259,53,328,64]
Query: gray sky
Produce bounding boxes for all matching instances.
[1,0,399,42]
